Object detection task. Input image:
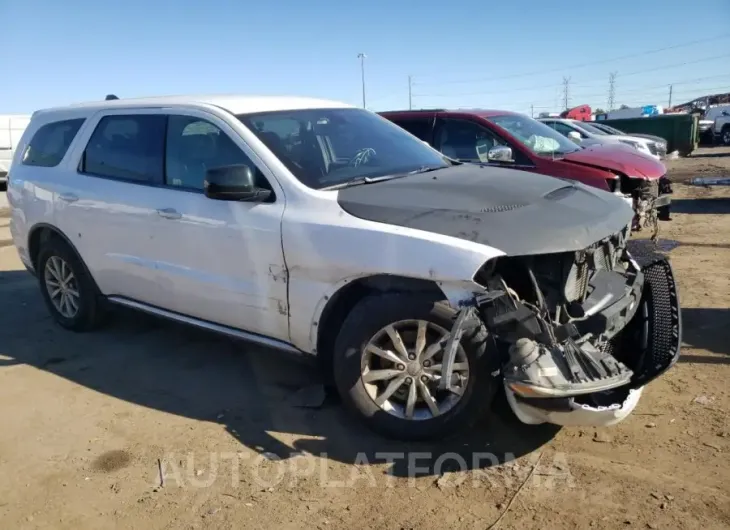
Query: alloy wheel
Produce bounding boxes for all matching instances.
[44,256,80,319]
[360,319,470,420]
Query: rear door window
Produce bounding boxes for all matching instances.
[81,115,166,183]
[387,117,434,143]
[22,118,86,167]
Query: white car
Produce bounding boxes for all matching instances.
[703,104,730,146]
[7,95,681,440]
[539,118,667,160]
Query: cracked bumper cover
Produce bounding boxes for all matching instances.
[441,245,681,428]
[504,384,644,426]
[502,255,680,427]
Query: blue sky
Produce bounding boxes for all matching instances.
[2,0,729,115]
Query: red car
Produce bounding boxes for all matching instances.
[380,109,672,236]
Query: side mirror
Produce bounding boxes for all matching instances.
[486,145,514,163]
[204,165,271,202]
[722,111,730,117]
[567,131,582,143]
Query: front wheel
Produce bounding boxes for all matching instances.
[332,293,500,441]
[722,126,730,146]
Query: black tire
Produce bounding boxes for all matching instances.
[332,293,500,441]
[722,125,730,146]
[37,237,107,332]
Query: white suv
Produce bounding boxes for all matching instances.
[7,95,681,440]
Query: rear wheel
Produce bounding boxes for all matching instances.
[37,237,107,331]
[332,293,500,441]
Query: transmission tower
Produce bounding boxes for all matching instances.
[562,77,571,110]
[608,72,617,111]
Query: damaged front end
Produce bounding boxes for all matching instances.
[617,176,673,240]
[446,229,682,427]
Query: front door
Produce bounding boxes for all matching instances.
[151,111,289,342]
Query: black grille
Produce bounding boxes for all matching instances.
[628,258,682,387]
[658,175,672,195]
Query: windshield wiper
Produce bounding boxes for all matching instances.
[321,166,447,191]
[321,175,397,191]
[408,165,447,174]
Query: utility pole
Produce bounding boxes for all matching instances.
[668,84,673,108]
[562,77,571,110]
[608,71,617,111]
[530,104,534,118]
[408,75,413,110]
[357,53,367,108]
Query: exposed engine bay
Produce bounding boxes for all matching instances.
[440,228,682,419]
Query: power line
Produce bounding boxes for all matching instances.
[412,33,730,87]
[413,68,730,100]
[617,53,730,78]
[457,83,730,114]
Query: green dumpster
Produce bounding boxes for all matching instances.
[597,114,698,157]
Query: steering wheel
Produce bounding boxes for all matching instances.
[349,147,377,167]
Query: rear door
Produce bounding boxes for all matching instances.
[54,109,171,306]
[383,114,436,145]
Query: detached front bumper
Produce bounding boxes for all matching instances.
[450,239,682,429]
[505,385,644,427]
[505,255,680,427]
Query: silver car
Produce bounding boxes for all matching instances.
[539,118,667,160]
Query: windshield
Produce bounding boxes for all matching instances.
[593,123,623,135]
[237,108,448,189]
[488,114,581,156]
[574,121,609,135]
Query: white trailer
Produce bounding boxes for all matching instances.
[0,114,31,184]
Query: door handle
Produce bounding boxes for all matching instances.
[157,208,182,220]
[58,193,79,203]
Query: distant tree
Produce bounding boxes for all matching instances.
[619,104,630,110]
[593,108,607,115]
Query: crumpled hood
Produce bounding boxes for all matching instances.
[561,144,666,178]
[337,164,634,256]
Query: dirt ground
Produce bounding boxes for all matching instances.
[0,147,728,530]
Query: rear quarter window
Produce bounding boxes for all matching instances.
[22,118,86,167]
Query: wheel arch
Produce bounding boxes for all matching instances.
[314,273,481,382]
[28,223,87,275]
